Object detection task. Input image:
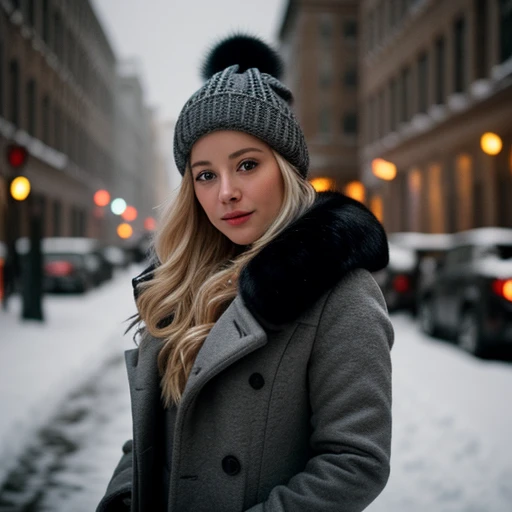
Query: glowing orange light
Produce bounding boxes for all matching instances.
[117,223,133,239]
[370,195,384,222]
[122,206,138,222]
[94,189,111,207]
[310,177,335,192]
[10,176,31,201]
[372,158,397,181]
[480,132,502,155]
[144,217,156,231]
[344,181,365,202]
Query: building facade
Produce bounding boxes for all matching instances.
[279,0,362,196]
[359,0,512,233]
[0,0,162,246]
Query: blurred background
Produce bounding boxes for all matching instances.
[0,0,511,511]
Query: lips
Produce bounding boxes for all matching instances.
[222,211,254,226]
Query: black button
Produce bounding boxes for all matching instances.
[249,373,265,390]
[222,455,241,476]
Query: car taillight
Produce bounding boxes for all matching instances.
[45,261,74,277]
[392,275,410,293]
[492,279,512,302]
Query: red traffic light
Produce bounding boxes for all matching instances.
[6,144,28,169]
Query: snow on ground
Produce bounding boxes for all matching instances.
[367,313,512,512]
[0,265,141,487]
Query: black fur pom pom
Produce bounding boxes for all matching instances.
[201,34,283,81]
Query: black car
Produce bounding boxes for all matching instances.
[374,232,452,313]
[418,228,512,356]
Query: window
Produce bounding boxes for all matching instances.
[53,10,62,59]
[417,52,428,113]
[0,40,4,118]
[390,78,398,131]
[367,12,375,51]
[500,0,512,63]
[435,36,445,104]
[319,15,333,45]
[343,113,358,135]
[52,200,61,236]
[54,105,61,151]
[26,79,37,136]
[9,59,20,126]
[343,19,358,41]
[42,0,50,45]
[475,0,489,78]
[400,66,411,122]
[26,0,36,27]
[42,95,50,145]
[319,108,330,135]
[453,16,466,93]
[343,66,358,87]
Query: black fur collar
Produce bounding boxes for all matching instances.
[238,192,388,325]
[133,192,388,326]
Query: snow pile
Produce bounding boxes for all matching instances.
[0,265,141,486]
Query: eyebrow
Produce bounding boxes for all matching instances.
[190,147,264,169]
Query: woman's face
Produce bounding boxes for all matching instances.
[190,131,285,246]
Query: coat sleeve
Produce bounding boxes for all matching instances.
[96,439,134,512]
[245,269,394,512]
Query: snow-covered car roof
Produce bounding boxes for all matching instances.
[452,228,512,247]
[388,232,453,251]
[387,243,417,272]
[16,237,102,255]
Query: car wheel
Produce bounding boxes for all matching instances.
[457,309,483,357]
[418,297,437,336]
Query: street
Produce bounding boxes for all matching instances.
[1,278,512,512]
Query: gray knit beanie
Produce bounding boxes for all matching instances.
[173,34,309,178]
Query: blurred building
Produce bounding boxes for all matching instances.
[359,0,512,233]
[0,0,162,246]
[278,0,363,199]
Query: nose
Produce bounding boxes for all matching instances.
[218,175,241,203]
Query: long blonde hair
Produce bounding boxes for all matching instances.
[136,151,316,406]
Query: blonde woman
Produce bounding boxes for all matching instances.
[97,35,393,512]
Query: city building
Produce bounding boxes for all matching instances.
[359,0,512,233]
[278,0,363,199]
[0,0,163,246]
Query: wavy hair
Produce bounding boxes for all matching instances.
[136,151,316,406]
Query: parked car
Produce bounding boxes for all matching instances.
[102,245,130,269]
[418,228,512,356]
[16,237,112,293]
[374,232,452,313]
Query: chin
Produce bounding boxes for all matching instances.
[223,229,260,246]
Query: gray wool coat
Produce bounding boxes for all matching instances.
[97,192,394,512]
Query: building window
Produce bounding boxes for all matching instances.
[53,10,63,59]
[400,66,411,122]
[376,1,385,45]
[54,105,61,151]
[390,78,398,131]
[319,15,333,45]
[343,66,358,87]
[453,16,467,93]
[42,95,50,145]
[343,19,358,42]
[342,113,358,135]
[26,79,37,136]
[417,52,428,113]
[9,59,20,126]
[0,40,4,118]
[475,0,489,78]
[42,0,50,45]
[26,0,36,27]
[319,108,331,135]
[435,36,446,104]
[500,0,512,63]
[367,12,375,51]
[53,200,61,236]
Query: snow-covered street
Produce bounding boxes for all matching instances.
[1,275,512,511]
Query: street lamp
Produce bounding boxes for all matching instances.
[111,198,127,215]
[10,176,31,201]
[372,158,397,181]
[480,132,502,155]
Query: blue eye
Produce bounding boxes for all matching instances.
[196,171,216,182]
[239,160,258,171]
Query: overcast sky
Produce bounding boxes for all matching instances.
[91,0,287,122]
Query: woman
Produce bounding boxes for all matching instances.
[97,34,393,512]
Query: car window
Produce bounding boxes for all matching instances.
[45,253,84,265]
[444,246,472,268]
[497,245,512,260]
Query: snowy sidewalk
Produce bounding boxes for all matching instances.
[0,265,140,486]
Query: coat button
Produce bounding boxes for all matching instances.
[222,455,241,476]
[249,373,265,390]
